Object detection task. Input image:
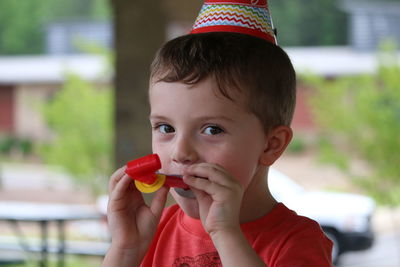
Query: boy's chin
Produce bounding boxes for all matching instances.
[174,188,196,199]
[171,188,201,219]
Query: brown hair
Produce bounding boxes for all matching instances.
[150,32,296,132]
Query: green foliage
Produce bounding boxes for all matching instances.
[0,0,110,55]
[0,0,47,54]
[304,44,400,205]
[287,136,307,153]
[316,136,349,171]
[39,74,113,195]
[270,0,348,46]
[0,136,33,155]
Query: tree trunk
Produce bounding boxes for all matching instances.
[111,0,166,167]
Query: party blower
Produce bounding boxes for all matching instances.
[125,154,189,193]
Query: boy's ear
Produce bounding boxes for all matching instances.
[259,125,293,166]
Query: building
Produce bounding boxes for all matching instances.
[0,55,107,141]
[285,46,392,133]
[46,21,113,55]
[340,0,400,50]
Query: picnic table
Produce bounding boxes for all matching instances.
[0,201,104,267]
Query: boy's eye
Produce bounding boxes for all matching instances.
[158,124,175,134]
[203,125,224,135]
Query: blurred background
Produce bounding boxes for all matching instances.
[0,0,399,266]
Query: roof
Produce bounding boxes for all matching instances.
[0,47,399,84]
[285,46,399,77]
[0,55,109,84]
[340,0,400,13]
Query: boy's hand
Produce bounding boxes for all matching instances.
[106,166,169,260]
[182,163,244,236]
[182,165,268,267]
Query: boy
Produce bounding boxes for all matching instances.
[102,0,333,266]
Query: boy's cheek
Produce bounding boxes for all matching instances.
[217,161,257,188]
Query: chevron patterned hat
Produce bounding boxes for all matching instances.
[190,0,277,44]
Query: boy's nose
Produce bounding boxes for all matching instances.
[172,136,199,165]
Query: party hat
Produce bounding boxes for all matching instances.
[190,0,277,44]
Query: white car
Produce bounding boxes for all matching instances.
[268,168,375,264]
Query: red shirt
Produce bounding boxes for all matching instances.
[142,203,333,267]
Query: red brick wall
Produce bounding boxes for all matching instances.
[0,85,14,134]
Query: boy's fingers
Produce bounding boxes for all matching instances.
[191,187,210,203]
[185,163,238,188]
[109,166,127,192]
[110,174,135,200]
[184,175,225,196]
[150,186,169,218]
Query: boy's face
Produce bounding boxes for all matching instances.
[149,77,268,218]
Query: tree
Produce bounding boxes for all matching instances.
[111,0,166,167]
[269,0,348,46]
[0,0,48,54]
[0,0,110,55]
[304,43,400,205]
[39,74,113,195]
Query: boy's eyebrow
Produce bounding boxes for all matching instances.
[197,116,235,123]
[149,114,235,122]
[149,115,169,121]
[149,114,166,119]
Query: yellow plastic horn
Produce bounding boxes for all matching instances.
[134,174,166,193]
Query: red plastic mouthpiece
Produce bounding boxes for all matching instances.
[124,154,189,193]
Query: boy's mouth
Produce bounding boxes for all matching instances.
[162,172,195,198]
